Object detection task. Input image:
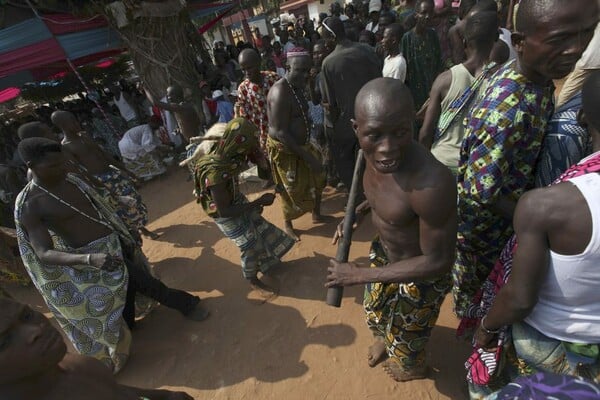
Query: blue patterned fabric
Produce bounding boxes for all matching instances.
[534,93,591,187]
[214,194,294,279]
[14,175,134,372]
[485,372,600,400]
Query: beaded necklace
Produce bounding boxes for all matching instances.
[284,77,311,143]
[32,181,113,230]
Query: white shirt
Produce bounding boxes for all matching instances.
[118,124,160,160]
[525,172,600,343]
[383,54,407,82]
[577,24,600,70]
[113,92,137,122]
[499,28,517,62]
[365,22,378,33]
[159,96,181,146]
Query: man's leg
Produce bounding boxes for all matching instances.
[365,282,398,367]
[124,249,209,321]
[382,275,451,381]
[453,245,498,320]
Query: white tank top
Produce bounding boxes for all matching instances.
[114,93,137,122]
[525,173,600,343]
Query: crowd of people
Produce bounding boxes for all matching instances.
[1,0,600,398]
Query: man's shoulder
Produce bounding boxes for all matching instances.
[62,353,111,376]
[267,79,287,100]
[17,185,44,220]
[470,66,551,126]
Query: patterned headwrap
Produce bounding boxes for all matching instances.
[193,118,262,215]
[287,47,311,58]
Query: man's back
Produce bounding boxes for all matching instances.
[524,173,600,343]
[430,64,476,169]
[62,135,111,176]
[119,125,157,160]
[322,43,382,120]
[172,102,201,141]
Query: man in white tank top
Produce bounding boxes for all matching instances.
[474,70,600,382]
[109,84,141,129]
[418,11,497,173]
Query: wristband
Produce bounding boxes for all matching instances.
[86,254,92,265]
[481,315,500,335]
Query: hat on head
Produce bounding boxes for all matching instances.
[369,0,382,13]
[287,47,311,58]
[212,90,224,99]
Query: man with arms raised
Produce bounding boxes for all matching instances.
[15,138,208,372]
[146,84,202,143]
[267,48,328,241]
[0,297,192,399]
[327,78,456,382]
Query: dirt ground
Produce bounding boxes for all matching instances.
[7,167,471,400]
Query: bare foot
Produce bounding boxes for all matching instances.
[140,228,160,240]
[367,338,388,367]
[312,213,336,224]
[248,276,280,301]
[284,221,300,242]
[382,359,428,382]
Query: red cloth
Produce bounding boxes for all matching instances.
[197,5,236,35]
[0,38,65,77]
[205,99,217,115]
[43,14,108,35]
[28,49,125,80]
[0,87,20,103]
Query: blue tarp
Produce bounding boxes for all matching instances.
[57,27,122,60]
[0,18,52,53]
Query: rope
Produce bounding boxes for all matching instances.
[66,59,122,138]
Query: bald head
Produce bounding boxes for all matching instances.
[469,0,497,15]
[51,110,80,136]
[355,78,415,121]
[17,121,54,141]
[238,48,262,83]
[238,48,261,65]
[515,0,579,34]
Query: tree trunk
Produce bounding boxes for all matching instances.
[103,0,211,98]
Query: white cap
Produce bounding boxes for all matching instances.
[212,90,224,99]
[369,0,381,13]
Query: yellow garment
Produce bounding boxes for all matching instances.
[267,136,326,221]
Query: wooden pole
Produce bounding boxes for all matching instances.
[326,149,365,307]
